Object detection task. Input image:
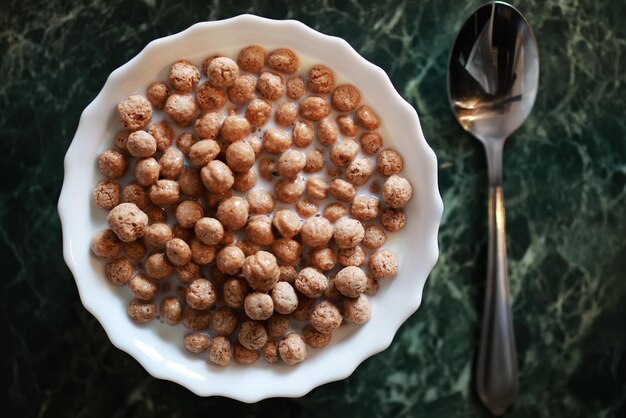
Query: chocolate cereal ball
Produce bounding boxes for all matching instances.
[263,128,291,154]
[355,105,380,130]
[360,132,383,155]
[310,301,342,334]
[189,139,220,166]
[322,202,346,223]
[331,84,361,112]
[145,207,167,224]
[292,293,316,321]
[146,82,169,109]
[207,57,239,87]
[271,282,298,315]
[98,148,128,179]
[382,175,413,208]
[234,342,259,365]
[184,333,210,354]
[242,251,280,292]
[145,253,173,280]
[169,60,200,93]
[149,121,175,152]
[244,134,262,156]
[172,223,194,244]
[275,101,298,126]
[343,294,371,324]
[301,217,333,248]
[267,313,290,338]
[346,158,374,186]
[201,160,234,193]
[227,74,257,105]
[333,218,365,249]
[190,238,217,265]
[126,131,157,158]
[194,112,222,140]
[244,292,274,320]
[338,246,366,267]
[159,148,184,180]
[205,189,232,209]
[182,307,210,331]
[279,333,307,365]
[117,95,152,130]
[369,250,398,279]
[210,336,233,366]
[245,98,272,127]
[91,229,122,260]
[296,199,319,218]
[234,168,257,192]
[299,96,330,121]
[329,179,356,202]
[223,277,249,308]
[258,158,277,181]
[303,324,332,349]
[113,130,130,150]
[263,341,280,364]
[292,119,314,147]
[236,241,259,258]
[176,132,195,155]
[307,64,335,94]
[217,245,245,275]
[186,278,217,310]
[144,223,172,250]
[376,148,403,176]
[105,257,134,286]
[247,189,276,214]
[175,200,204,228]
[286,76,306,99]
[271,238,301,265]
[310,247,337,271]
[196,81,226,111]
[128,274,159,300]
[149,179,180,206]
[107,203,148,242]
[317,118,339,147]
[226,141,255,173]
[127,299,156,323]
[217,196,249,230]
[279,265,298,284]
[363,274,380,296]
[239,320,267,350]
[246,215,274,246]
[237,45,265,73]
[303,149,324,173]
[334,266,366,298]
[267,48,299,74]
[330,139,359,167]
[275,176,305,204]
[257,72,284,101]
[195,217,224,246]
[122,183,150,210]
[272,209,300,239]
[165,238,192,266]
[296,267,328,298]
[323,278,343,302]
[380,208,406,232]
[337,115,359,137]
[165,94,197,126]
[160,296,183,325]
[363,225,386,249]
[175,262,200,284]
[93,180,121,210]
[350,196,379,221]
[179,168,204,197]
[221,115,251,143]
[211,307,239,336]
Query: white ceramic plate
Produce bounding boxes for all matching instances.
[58,15,443,402]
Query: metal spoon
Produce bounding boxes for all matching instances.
[447,2,539,415]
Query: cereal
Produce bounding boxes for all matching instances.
[216,245,246,275]
[223,277,249,308]
[145,253,173,280]
[113,130,130,150]
[363,224,386,249]
[296,267,328,298]
[236,241,259,258]
[310,301,342,334]
[233,168,257,192]
[382,175,413,208]
[337,115,359,137]
[330,139,359,167]
[271,282,298,314]
[238,320,267,350]
[205,189,232,209]
[300,217,333,248]
[191,217,222,246]
[173,223,194,243]
[148,120,175,151]
[117,95,152,130]
[182,307,211,331]
[292,119,314,148]
[91,229,122,260]
[201,160,234,193]
[165,238,192,266]
[237,45,265,73]
[360,132,383,155]
[334,266,367,297]
[175,262,200,284]
[225,141,255,173]
[217,196,249,230]
[329,179,356,202]
[207,57,239,87]
[144,223,173,250]
[271,238,302,265]
[303,324,332,349]
[209,336,232,366]
[355,105,380,130]
[159,148,185,180]
[221,115,251,143]
[190,238,217,265]
[323,202,346,223]
[123,183,150,210]
[268,48,299,74]
[105,257,134,286]
[257,72,284,100]
[278,333,307,365]
[244,134,262,156]
[338,246,366,267]
[169,60,200,93]
[345,158,374,186]
[211,307,239,336]
[368,250,398,279]
[299,96,330,121]
[343,294,371,324]
[275,176,305,203]
[179,168,204,197]
[272,209,301,238]
[184,333,210,354]
[242,251,280,292]
[247,189,276,214]
[292,292,316,321]
[307,64,335,94]
[263,128,292,154]
[146,82,169,109]
[279,265,298,284]
[128,274,159,300]
[323,278,343,303]
[275,101,298,126]
[98,148,128,178]
[286,76,306,99]
[331,84,361,112]
[263,341,280,364]
[149,179,180,205]
[189,139,220,166]
[93,180,121,210]
[380,208,406,232]
[246,215,274,246]
[107,202,148,242]
[145,206,167,224]
[194,112,224,141]
[185,278,217,310]
[267,313,290,338]
[376,148,404,176]
[318,118,339,146]
[295,199,319,218]
[244,292,274,320]
[127,299,156,323]
[234,342,259,365]
[258,157,277,181]
[165,94,197,126]
[176,132,195,155]
[303,148,324,173]
[196,81,226,111]
[333,218,365,249]
[227,74,257,105]
[363,274,380,296]
[277,149,306,178]
[245,98,272,127]
[160,296,183,325]
[310,247,337,271]
[350,196,379,221]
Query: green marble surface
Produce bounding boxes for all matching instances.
[2,0,625,416]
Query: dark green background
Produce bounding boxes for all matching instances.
[2,0,625,416]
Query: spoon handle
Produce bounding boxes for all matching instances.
[476,141,518,415]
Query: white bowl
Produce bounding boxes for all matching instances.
[58,15,443,402]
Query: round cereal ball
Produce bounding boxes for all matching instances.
[296,267,328,298]
[126,131,157,159]
[322,202,346,223]
[105,257,134,286]
[337,115,359,137]
[350,196,379,221]
[355,105,380,130]
[237,45,265,73]
[194,112,222,140]
[346,158,374,186]
[271,282,298,315]
[369,250,398,279]
[305,177,328,200]
[310,301,342,334]
[307,64,335,94]
[299,96,330,121]
[221,115,251,143]
[185,278,217,310]
[145,207,167,224]
[267,313,289,338]
[324,278,343,302]
[279,333,307,365]
[333,218,365,249]
[363,224,386,249]
[149,180,180,206]
[113,130,130,150]
[262,128,291,154]
[91,229,122,260]
[216,245,246,275]
[175,261,200,284]
[258,157,277,181]
[165,94,197,126]
[209,336,232,366]
[196,81,226,111]
[133,158,158,187]
[271,238,302,265]
[363,273,380,296]
[127,299,156,323]
[149,121,175,152]
[211,307,239,336]
[98,148,128,179]
[296,199,319,218]
[244,134,262,157]
[331,84,361,112]
[146,82,169,109]
[245,98,272,127]
[292,119,313,147]
[275,176,305,204]
[144,223,172,250]
[310,247,336,271]
[239,320,267,350]
[330,139,359,167]
[242,251,280,292]
[257,71,284,101]
[128,274,158,300]
[300,217,333,248]
[275,101,298,126]
[183,307,211,331]
[201,160,234,194]
[247,189,276,214]
[236,241,259,258]
[122,183,150,210]
[145,253,173,280]
[329,179,356,202]
[383,175,413,208]
[380,208,406,232]
[233,168,257,192]
[338,246,366,267]
[267,48,298,74]
[165,238,192,266]
[93,180,121,210]
[318,118,340,146]
[303,324,332,348]
[244,292,274,320]
[234,342,259,365]
[223,277,249,308]
[190,238,217,265]
[376,148,404,176]
[217,196,249,231]
[169,60,200,93]
[262,341,280,364]
[246,215,274,246]
[292,293,316,321]
[194,217,224,246]
[335,266,367,297]
[159,149,184,180]
[303,148,324,173]
[179,168,204,197]
[189,139,220,167]
[205,189,232,210]
[286,76,305,99]
[279,265,298,284]
[117,95,152,130]
[343,294,371,324]
[227,74,257,105]
[107,203,148,242]
[360,132,383,155]
[160,296,183,325]
[225,141,255,173]
[272,209,301,238]
[184,333,210,354]
[207,56,239,87]
[176,132,195,155]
